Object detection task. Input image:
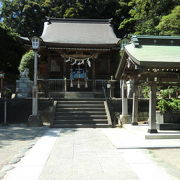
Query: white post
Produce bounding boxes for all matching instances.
[28,36,42,126]
[64,77,67,91]
[148,82,158,133]
[122,80,128,115]
[4,97,7,125]
[119,80,130,125]
[132,84,138,125]
[32,51,38,116]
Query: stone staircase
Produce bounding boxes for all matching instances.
[51,99,112,128]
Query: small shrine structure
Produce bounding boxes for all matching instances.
[115,35,180,133]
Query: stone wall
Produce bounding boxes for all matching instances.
[0,98,53,124]
[108,98,149,125]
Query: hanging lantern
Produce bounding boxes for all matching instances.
[31,36,40,50]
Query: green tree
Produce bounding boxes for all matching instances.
[1,0,130,38]
[156,6,180,35]
[0,0,45,36]
[19,50,34,79]
[0,22,25,74]
[119,0,180,35]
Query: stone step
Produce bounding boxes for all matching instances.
[55,115,107,119]
[157,123,180,130]
[55,107,105,111]
[57,98,105,101]
[51,124,111,128]
[55,112,106,115]
[64,92,95,99]
[53,120,108,124]
[57,101,104,104]
[56,104,104,108]
[51,97,110,128]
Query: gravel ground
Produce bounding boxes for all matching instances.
[0,124,47,179]
[148,149,180,179]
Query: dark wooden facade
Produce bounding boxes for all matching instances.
[30,18,121,96]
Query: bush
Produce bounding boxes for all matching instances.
[19,50,34,79]
[157,99,180,113]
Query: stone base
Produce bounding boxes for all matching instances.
[132,122,138,126]
[148,129,158,133]
[119,115,131,125]
[1,123,8,126]
[28,115,42,127]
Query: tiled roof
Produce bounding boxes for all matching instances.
[40,18,120,48]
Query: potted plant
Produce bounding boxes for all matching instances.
[156,86,180,125]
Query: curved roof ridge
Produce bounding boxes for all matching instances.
[45,17,112,24]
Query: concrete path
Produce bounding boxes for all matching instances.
[3,127,178,180]
[0,125,46,179]
[103,125,180,149]
[38,128,138,180]
[3,128,60,180]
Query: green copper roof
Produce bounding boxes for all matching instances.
[125,44,180,67]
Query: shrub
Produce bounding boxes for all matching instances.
[19,50,34,79]
[157,99,180,113]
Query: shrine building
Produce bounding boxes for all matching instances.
[22,17,120,98]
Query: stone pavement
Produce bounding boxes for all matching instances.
[3,126,180,180]
[0,125,47,179]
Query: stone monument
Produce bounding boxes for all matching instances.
[16,68,33,98]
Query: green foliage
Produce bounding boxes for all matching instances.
[0,0,131,38]
[0,0,45,36]
[0,22,25,74]
[142,85,150,98]
[157,99,180,113]
[157,86,180,113]
[158,86,180,99]
[64,2,84,18]
[156,6,180,36]
[119,0,180,35]
[19,50,34,79]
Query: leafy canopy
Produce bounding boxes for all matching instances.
[156,6,180,36]
[0,22,25,74]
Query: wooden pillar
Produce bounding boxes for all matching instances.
[148,82,158,133]
[132,84,138,125]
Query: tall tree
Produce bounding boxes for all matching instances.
[0,23,25,74]
[119,0,180,35]
[0,0,45,36]
[1,0,131,37]
[156,6,180,36]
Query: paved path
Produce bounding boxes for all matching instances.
[3,127,179,180]
[0,125,46,179]
[38,128,138,180]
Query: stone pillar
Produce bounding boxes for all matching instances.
[92,60,96,92]
[148,82,158,133]
[122,80,128,115]
[109,76,115,98]
[119,80,131,125]
[132,84,138,125]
